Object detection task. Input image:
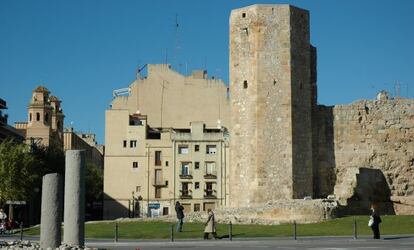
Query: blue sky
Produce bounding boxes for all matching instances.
[1,0,413,144]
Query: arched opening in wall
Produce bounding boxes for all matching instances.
[45,113,49,122]
[343,168,395,215]
[36,112,40,121]
[243,80,248,89]
[29,113,32,121]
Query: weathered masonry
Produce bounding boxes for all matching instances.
[229,4,315,207]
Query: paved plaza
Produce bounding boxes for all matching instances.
[89,236,414,250]
[1,235,413,250]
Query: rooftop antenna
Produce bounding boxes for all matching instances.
[395,82,400,98]
[173,13,180,72]
[165,48,168,65]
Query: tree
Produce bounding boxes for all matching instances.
[85,162,103,220]
[85,162,103,203]
[0,139,37,205]
[31,142,65,177]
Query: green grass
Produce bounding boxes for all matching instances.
[21,215,414,239]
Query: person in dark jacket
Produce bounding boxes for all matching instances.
[175,201,185,232]
[370,203,382,239]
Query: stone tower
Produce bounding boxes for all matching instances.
[25,86,64,147]
[26,86,54,146]
[229,4,314,207]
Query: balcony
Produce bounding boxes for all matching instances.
[179,190,192,199]
[179,169,193,179]
[204,190,217,199]
[204,172,217,179]
[152,179,167,187]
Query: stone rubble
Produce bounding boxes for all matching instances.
[111,199,338,225]
[0,241,98,250]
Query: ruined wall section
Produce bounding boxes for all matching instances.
[313,105,336,198]
[315,99,414,212]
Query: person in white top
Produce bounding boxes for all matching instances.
[0,209,6,234]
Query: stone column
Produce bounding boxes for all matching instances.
[63,150,86,246]
[40,173,62,249]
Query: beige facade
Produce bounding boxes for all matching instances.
[111,64,230,129]
[104,110,229,219]
[63,128,104,169]
[104,67,230,219]
[15,86,64,148]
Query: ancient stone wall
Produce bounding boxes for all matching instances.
[315,98,414,214]
[290,6,313,198]
[230,4,314,207]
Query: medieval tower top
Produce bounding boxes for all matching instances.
[229,4,315,207]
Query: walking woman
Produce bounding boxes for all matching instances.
[204,209,218,239]
[369,203,382,239]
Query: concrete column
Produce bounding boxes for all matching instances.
[40,173,62,249]
[63,150,86,246]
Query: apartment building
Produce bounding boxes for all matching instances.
[104,64,230,219]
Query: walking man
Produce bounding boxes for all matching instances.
[175,201,184,232]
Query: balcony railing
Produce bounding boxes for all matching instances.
[204,189,217,199]
[179,190,192,199]
[152,178,167,187]
[204,171,217,179]
[179,169,193,179]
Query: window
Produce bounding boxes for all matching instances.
[133,162,138,168]
[181,162,191,176]
[243,80,248,89]
[181,182,190,196]
[242,12,246,18]
[155,187,161,198]
[178,145,189,154]
[36,112,40,121]
[194,204,200,212]
[155,151,161,166]
[29,113,32,121]
[136,186,141,192]
[45,113,49,122]
[205,182,214,196]
[165,161,169,167]
[194,145,199,152]
[163,207,169,215]
[195,162,200,169]
[205,162,216,176]
[130,140,137,148]
[206,145,217,155]
[195,182,200,189]
[123,140,127,148]
[155,169,162,185]
[165,180,168,186]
